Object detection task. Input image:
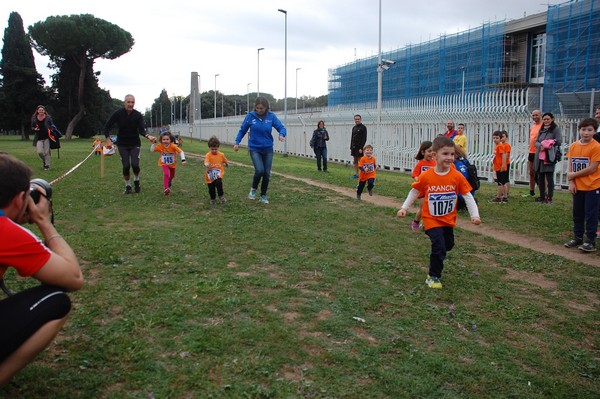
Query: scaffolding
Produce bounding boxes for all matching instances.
[328,22,505,107]
[544,0,600,115]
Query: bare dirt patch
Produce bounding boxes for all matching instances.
[504,269,558,290]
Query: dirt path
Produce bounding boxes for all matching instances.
[271,170,599,268]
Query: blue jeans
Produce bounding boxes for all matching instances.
[572,189,600,243]
[425,226,455,278]
[249,150,274,196]
[314,146,328,171]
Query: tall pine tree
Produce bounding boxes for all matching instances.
[0,12,45,139]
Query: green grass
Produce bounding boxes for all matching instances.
[0,136,598,398]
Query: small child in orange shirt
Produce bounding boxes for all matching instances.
[410,140,435,231]
[397,136,481,289]
[356,144,376,200]
[151,130,186,195]
[92,137,102,155]
[491,130,510,203]
[204,136,229,204]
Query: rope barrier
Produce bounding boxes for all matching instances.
[49,148,97,186]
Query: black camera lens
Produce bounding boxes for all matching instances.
[30,178,52,203]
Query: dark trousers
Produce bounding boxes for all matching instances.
[314,146,328,171]
[537,171,555,200]
[208,178,224,200]
[572,189,600,243]
[357,178,375,195]
[425,226,455,278]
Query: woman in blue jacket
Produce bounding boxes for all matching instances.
[234,97,287,204]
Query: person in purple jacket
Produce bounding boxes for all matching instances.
[234,96,287,204]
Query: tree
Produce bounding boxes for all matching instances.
[29,14,134,139]
[0,12,46,139]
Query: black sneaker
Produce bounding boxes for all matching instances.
[578,242,596,252]
[43,164,49,170]
[134,181,141,193]
[564,238,583,248]
[124,186,133,194]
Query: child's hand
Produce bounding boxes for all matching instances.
[471,217,481,225]
[181,160,187,165]
[204,162,210,167]
[397,209,407,218]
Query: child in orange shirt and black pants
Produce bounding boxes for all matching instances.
[204,136,229,204]
[356,144,376,200]
[397,136,481,289]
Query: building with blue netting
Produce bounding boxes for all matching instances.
[328,0,600,118]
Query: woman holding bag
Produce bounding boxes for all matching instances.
[310,120,330,172]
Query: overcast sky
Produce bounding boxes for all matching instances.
[1,0,552,111]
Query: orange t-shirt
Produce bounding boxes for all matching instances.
[153,143,183,168]
[411,159,436,178]
[411,167,472,230]
[567,140,600,191]
[358,155,376,182]
[493,143,509,171]
[529,123,542,154]
[204,151,228,184]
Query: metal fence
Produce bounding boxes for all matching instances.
[172,88,584,189]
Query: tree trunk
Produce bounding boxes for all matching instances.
[65,56,87,140]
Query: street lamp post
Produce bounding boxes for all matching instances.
[247,83,251,114]
[257,48,264,97]
[221,92,224,119]
[278,8,288,156]
[295,67,301,114]
[376,0,382,145]
[214,73,219,120]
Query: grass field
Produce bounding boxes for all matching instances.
[0,136,598,399]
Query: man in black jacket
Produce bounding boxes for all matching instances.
[103,94,156,194]
[350,114,367,178]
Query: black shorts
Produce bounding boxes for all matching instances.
[528,153,535,162]
[0,285,71,361]
[495,170,510,185]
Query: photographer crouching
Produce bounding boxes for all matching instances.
[0,153,83,386]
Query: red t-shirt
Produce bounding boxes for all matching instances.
[0,216,51,278]
[411,168,472,230]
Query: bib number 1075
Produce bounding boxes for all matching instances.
[428,192,457,216]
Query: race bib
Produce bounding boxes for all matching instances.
[571,157,589,173]
[161,153,175,165]
[207,168,221,181]
[428,192,457,216]
[363,163,375,173]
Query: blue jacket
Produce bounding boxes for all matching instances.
[235,111,287,151]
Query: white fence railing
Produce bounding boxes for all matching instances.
[169,89,583,189]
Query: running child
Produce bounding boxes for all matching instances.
[491,131,510,203]
[150,130,186,196]
[356,144,376,199]
[204,136,229,204]
[564,118,600,252]
[410,140,435,231]
[397,136,481,289]
[92,137,102,156]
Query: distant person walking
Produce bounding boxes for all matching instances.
[31,105,54,170]
[103,94,156,194]
[534,112,562,204]
[528,110,543,197]
[350,114,367,178]
[234,96,287,204]
[310,120,329,172]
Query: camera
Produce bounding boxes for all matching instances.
[28,178,54,225]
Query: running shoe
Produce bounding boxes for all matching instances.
[564,238,583,248]
[248,188,257,200]
[124,186,133,194]
[426,275,443,289]
[134,181,141,193]
[411,221,419,232]
[490,197,502,203]
[164,188,171,196]
[219,196,226,204]
[578,242,596,252]
[260,195,269,204]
